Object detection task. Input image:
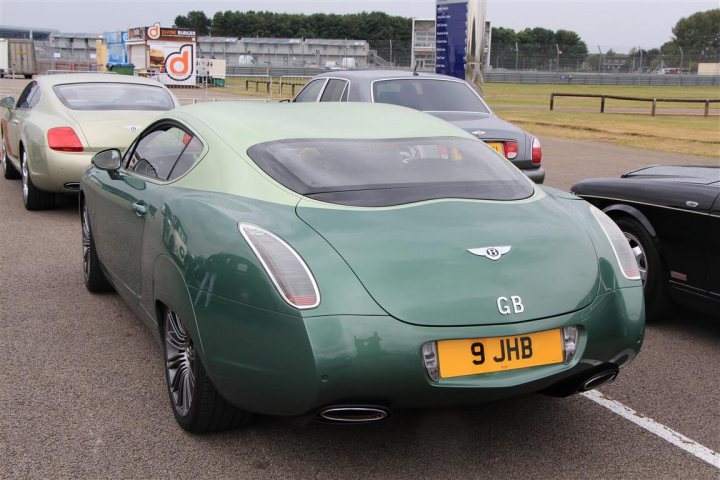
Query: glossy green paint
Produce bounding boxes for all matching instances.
[81,102,645,419]
[193,285,643,415]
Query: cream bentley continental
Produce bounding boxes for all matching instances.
[1,73,179,209]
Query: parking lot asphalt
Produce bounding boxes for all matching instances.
[1,136,719,479]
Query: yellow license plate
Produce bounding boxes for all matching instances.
[437,329,563,378]
[486,142,504,155]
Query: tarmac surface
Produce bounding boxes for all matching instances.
[1,118,719,476]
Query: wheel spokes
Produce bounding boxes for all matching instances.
[164,309,195,417]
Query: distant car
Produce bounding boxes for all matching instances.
[81,102,643,432]
[0,73,179,210]
[293,70,545,183]
[572,165,720,320]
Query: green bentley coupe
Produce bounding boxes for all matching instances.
[80,102,645,432]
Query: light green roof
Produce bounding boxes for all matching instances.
[171,101,474,151]
[35,73,170,87]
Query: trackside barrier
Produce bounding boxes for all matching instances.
[278,75,312,97]
[550,93,720,117]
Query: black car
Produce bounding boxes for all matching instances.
[572,165,720,321]
[292,70,545,184]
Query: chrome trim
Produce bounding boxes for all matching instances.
[319,407,388,423]
[580,194,714,217]
[467,246,511,261]
[238,223,320,309]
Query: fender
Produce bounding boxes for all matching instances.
[602,203,657,238]
[152,254,209,367]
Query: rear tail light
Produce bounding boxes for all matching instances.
[503,141,518,160]
[47,127,84,152]
[531,137,542,165]
[589,206,641,280]
[239,223,320,309]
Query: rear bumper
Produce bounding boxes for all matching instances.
[27,144,92,193]
[522,165,545,184]
[191,286,644,416]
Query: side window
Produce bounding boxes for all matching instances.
[294,79,325,102]
[320,79,348,102]
[168,135,203,180]
[126,125,202,181]
[16,82,39,109]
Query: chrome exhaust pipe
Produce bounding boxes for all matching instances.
[319,406,389,423]
[64,182,80,190]
[579,370,618,392]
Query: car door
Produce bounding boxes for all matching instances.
[92,123,195,305]
[6,81,39,161]
[708,185,720,311]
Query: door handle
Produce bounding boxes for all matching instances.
[131,201,147,217]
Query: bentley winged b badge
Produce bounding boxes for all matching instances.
[467,246,512,261]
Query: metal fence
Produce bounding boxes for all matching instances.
[485,71,720,86]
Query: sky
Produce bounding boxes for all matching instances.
[0,0,717,52]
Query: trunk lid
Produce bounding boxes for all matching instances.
[297,196,599,326]
[66,110,161,152]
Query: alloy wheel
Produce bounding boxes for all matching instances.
[624,232,648,286]
[21,152,29,202]
[165,309,196,417]
[81,202,91,281]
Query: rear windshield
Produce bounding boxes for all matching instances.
[53,83,175,111]
[373,79,490,113]
[247,137,534,207]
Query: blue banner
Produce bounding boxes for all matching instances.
[436,0,467,79]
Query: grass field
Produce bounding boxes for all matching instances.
[484,83,720,158]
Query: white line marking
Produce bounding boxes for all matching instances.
[582,390,720,470]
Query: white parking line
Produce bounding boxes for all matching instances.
[582,390,720,470]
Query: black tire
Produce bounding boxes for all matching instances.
[81,198,113,293]
[1,131,20,180]
[21,149,55,210]
[613,216,670,322]
[163,307,251,433]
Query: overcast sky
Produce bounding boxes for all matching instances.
[0,0,716,51]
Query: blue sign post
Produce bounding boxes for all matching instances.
[436,0,468,79]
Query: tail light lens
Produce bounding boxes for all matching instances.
[503,141,518,160]
[531,137,542,165]
[47,127,83,152]
[589,206,641,280]
[239,223,320,309]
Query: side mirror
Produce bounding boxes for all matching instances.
[0,96,15,109]
[92,149,122,171]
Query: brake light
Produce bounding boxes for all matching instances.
[531,137,542,165]
[239,223,320,309]
[503,141,518,160]
[47,127,83,152]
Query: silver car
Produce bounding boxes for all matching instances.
[293,70,544,184]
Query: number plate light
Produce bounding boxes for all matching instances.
[422,342,439,381]
[562,326,579,364]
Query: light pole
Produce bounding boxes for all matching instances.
[678,45,684,73]
[597,45,602,73]
[514,42,519,71]
[555,44,562,72]
[638,46,643,73]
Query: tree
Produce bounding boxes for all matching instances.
[174,10,212,36]
[670,9,720,59]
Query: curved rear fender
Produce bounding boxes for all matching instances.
[602,204,657,238]
[153,254,209,365]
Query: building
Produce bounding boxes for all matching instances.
[196,37,369,69]
[0,25,56,40]
[411,19,436,72]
